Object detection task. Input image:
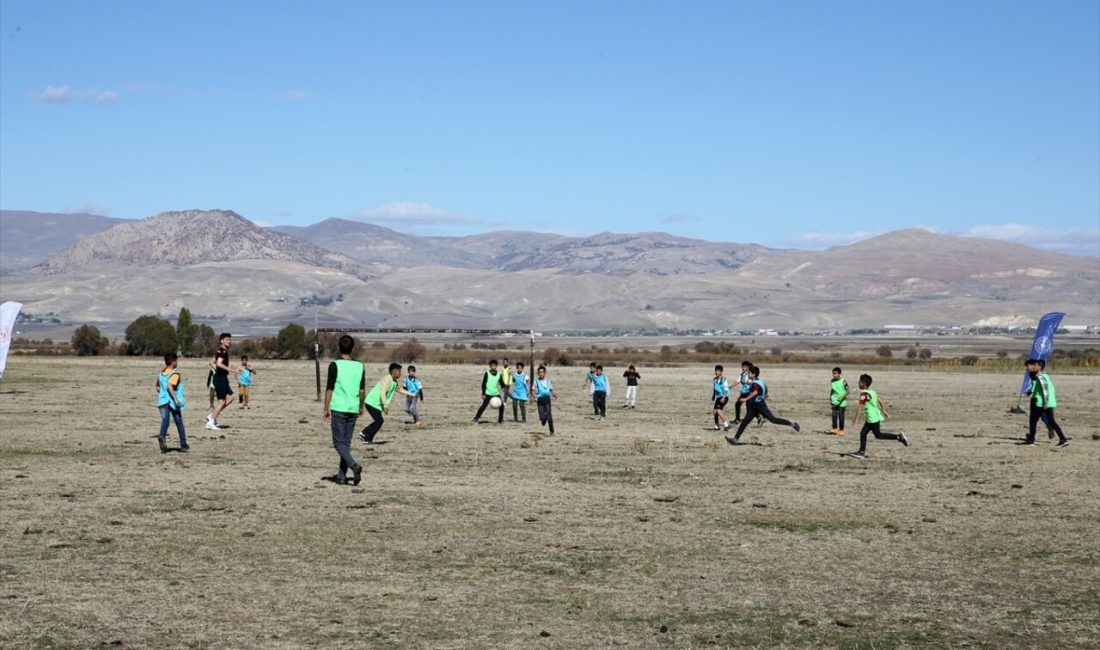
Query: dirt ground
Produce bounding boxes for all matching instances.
[1,357,1097,649]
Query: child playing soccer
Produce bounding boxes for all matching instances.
[323,335,365,485]
[403,365,425,427]
[846,374,908,459]
[236,355,255,410]
[473,360,505,424]
[734,360,752,423]
[725,365,800,445]
[156,353,188,453]
[829,366,848,435]
[589,365,609,418]
[534,365,556,434]
[712,364,731,431]
[1019,359,1070,447]
[511,362,529,422]
[622,364,640,409]
[359,363,415,444]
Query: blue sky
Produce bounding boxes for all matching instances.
[1,1,1097,255]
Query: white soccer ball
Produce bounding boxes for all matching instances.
[489,396,503,409]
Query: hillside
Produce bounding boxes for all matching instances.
[1,210,1097,332]
[0,210,127,272]
[31,209,373,280]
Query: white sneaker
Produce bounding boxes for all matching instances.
[722,422,731,431]
[205,420,221,430]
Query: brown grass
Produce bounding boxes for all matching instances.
[1,358,1097,648]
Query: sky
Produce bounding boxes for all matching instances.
[1,1,1098,255]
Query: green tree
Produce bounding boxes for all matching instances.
[191,324,216,357]
[276,322,308,359]
[393,337,426,362]
[876,345,893,358]
[176,307,195,356]
[125,315,178,356]
[71,324,110,356]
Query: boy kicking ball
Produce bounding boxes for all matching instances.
[846,373,908,459]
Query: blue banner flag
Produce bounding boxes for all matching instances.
[1018,312,1066,394]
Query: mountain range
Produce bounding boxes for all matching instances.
[1,209,1097,332]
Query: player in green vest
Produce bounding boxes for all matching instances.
[472,359,505,424]
[1020,358,1069,447]
[323,335,365,485]
[829,367,849,435]
[847,374,908,459]
[359,363,415,444]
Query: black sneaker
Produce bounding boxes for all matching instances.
[898,432,909,447]
[352,465,363,485]
[724,435,741,446]
[1016,439,1036,446]
[847,451,866,460]
[180,443,190,453]
[357,430,369,442]
[157,438,168,453]
[792,422,801,432]
[1055,438,1071,448]
[732,418,741,425]
[323,474,348,485]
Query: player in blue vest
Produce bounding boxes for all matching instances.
[155,352,188,453]
[725,365,800,445]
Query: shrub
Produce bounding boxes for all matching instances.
[71,324,110,356]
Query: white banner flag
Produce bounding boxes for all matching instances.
[0,301,23,380]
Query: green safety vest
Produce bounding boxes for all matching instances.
[1031,373,1057,408]
[366,374,397,409]
[830,378,848,408]
[862,389,884,424]
[330,359,364,414]
[484,371,501,397]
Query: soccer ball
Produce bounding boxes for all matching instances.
[489,396,503,409]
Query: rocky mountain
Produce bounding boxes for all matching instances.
[1,209,1097,332]
[0,210,127,272]
[31,209,374,280]
[276,219,769,275]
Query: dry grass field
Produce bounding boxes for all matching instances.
[1,357,1097,649]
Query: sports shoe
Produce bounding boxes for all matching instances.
[414,421,423,428]
[180,443,190,453]
[357,430,369,443]
[755,416,765,427]
[724,435,741,446]
[352,465,363,486]
[1016,439,1036,446]
[898,432,909,447]
[713,425,721,431]
[204,420,220,430]
[834,429,845,436]
[847,451,866,459]
[157,437,169,453]
[792,422,800,432]
[1055,438,1071,448]
[732,418,741,425]
[723,422,731,431]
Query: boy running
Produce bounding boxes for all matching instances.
[473,360,505,424]
[403,365,425,427]
[622,365,640,409]
[846,374,908,459]
[323,335,365,485]
[712,364,731,431]
[359,363,414,444]
[156,353,188,453]
[534,365,556,434]
[511,362,529,422]
[725,365,800,445]
[206,333,233,430]
[829,366,848,435]
[1019,359,1070,447]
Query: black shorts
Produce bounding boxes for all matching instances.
[713,396,729,410]
[213,374,233,400]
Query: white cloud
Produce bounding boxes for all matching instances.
[788,230,878,249]
[33,85,74,103]
[277,90,312,102]
[354,202,482,227]
[86,90,118,105]
[32,85,119,105]
[964,224,1100,257]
